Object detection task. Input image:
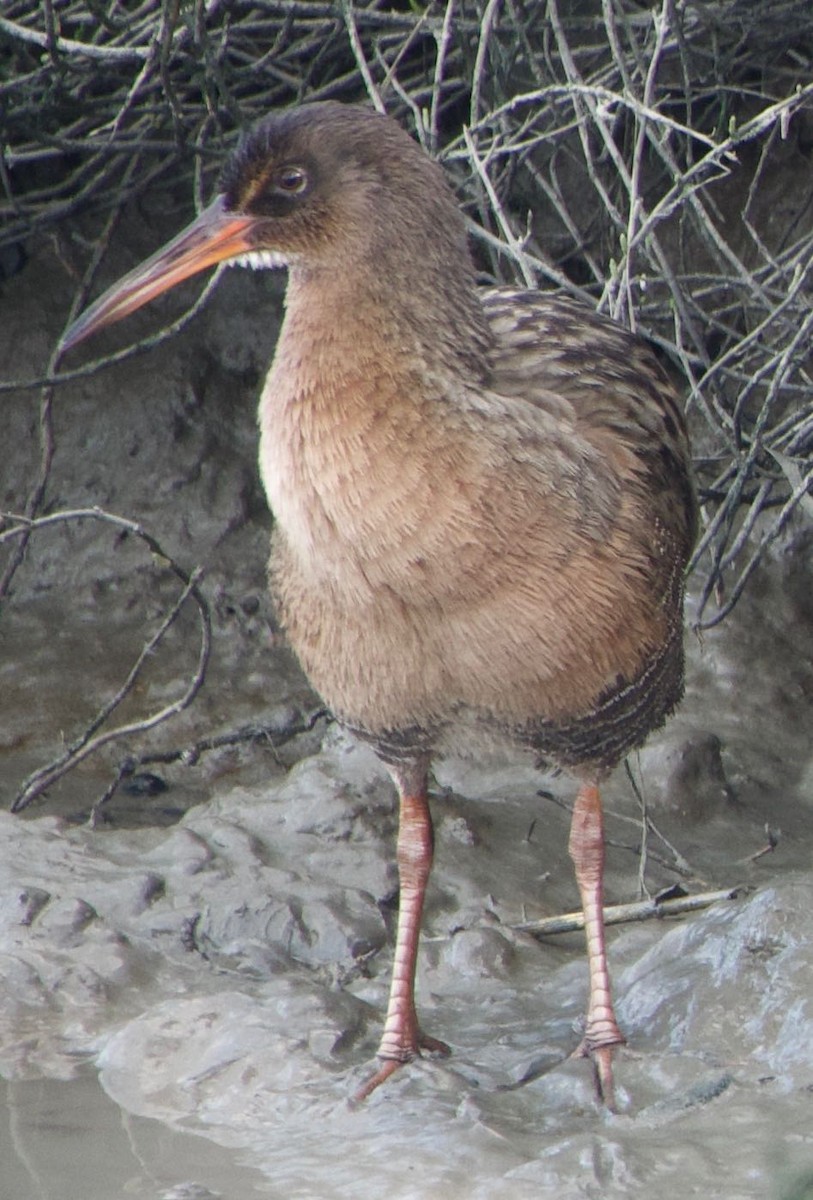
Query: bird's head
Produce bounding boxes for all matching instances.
[62,101,474,353]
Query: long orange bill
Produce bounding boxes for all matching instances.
[61,195,259,352]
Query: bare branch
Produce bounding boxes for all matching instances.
[516,887,742,938]
[3,0,813,804]
[1,509,211,814]
[0,15,151,61]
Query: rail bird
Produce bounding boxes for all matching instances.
[63,101,696,1109]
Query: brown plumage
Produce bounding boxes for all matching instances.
[63,101,696,1109]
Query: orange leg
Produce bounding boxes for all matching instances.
[354,765,450,1102]
[568,780,625,1109]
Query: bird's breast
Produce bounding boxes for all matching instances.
[257,361,476,601]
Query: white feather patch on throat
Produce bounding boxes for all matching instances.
[232,250,290,270]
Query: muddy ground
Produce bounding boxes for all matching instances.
[1,203,812,1199]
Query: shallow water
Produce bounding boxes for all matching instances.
[0,1072,274,1200]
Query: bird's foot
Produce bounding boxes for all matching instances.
[352,1031,451,1104]
[572,1027,626,1111]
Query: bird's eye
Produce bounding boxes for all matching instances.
[275,167,308,194]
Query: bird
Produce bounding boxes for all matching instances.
[62,100,696,1110]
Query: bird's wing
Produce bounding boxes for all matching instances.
[481,286,697,558]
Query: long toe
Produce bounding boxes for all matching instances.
[352,1057,407,1105]
[591,1043,619,1111]
[352,1029,452,1104]
[572,1033,625,1111]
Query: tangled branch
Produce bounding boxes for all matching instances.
[2,0,812,807]
[0,508,212,813]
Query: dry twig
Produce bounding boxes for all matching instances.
[2,0,812,805]
[516,886,742,938]
[0,508,211,814]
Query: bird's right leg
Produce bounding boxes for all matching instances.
[354,758,450,1102]
[568,779,626,1109]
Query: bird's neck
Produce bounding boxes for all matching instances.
[283,250,492,385]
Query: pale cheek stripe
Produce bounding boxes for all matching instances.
[232,250,290,270]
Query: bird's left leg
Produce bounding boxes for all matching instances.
[354,757,450,1102]
[568,779,625,1109]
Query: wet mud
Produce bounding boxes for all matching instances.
[1,222,812,1199]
